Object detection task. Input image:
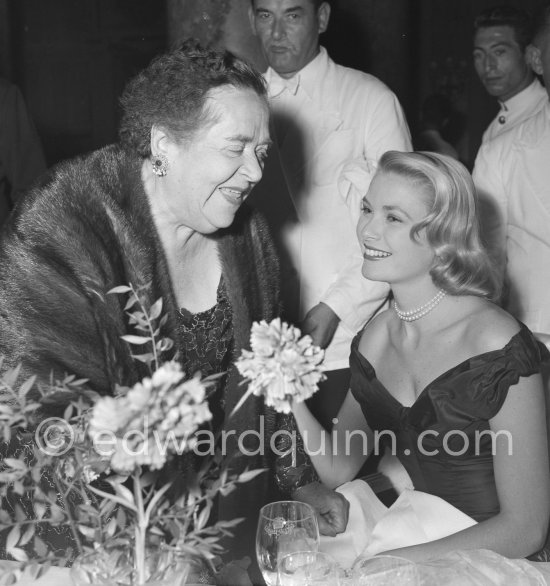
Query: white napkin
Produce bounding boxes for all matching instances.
[319,479,477,569]
[365,487,477,556]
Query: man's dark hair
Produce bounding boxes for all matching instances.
[474,5,534,51]
[250,0,327,8]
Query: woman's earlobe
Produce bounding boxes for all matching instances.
[150,124,170,158]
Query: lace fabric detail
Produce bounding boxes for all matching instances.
[0,436,81,561]
[177,277,234,379]
[275,412,319,495]
[177,278,234,431]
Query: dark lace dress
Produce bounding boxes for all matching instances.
[350,323,549,525]
[177,277,234,432]
[176,277,316,492]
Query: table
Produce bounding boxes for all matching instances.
[4,559,550,585]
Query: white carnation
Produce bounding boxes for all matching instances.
[235,318,325,414]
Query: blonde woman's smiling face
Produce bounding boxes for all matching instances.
[356,172,436,286]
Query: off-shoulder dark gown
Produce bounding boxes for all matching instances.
[349,323,549,523]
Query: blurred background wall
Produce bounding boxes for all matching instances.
[0,0,545,168]
[0,0,166,164]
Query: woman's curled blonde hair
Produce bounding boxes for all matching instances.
[376,151,501,302]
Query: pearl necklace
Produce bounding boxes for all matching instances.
[394,289,446,322]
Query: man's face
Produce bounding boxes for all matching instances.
[473,25,532,102]
[249,0,330,79]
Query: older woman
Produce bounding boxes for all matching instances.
[0,42,347,566]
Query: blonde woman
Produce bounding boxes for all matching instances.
[292,151,550,561]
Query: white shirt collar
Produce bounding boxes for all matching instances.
[265,47,330,100]
[498,78,545,113]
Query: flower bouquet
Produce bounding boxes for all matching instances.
[234,318,326,415]
[0,285,263,585]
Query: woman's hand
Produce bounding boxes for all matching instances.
[292,481,350,537]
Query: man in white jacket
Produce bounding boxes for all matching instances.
[473,5,550,339]
[473,5,547,146]
[248,0,411,426]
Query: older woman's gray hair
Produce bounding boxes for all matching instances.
[119,39,267,157]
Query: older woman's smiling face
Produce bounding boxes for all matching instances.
[157,86,271,233]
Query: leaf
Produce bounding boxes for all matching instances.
[6,526,20,551]
[18,524,34,546]
[111,482,135,506]
[149,297,163,320]
[196,502,212,530]
[237,468,267,484]
[49,503,65,523]
[7,547,28,562]
[33,502,46,521]
[116,508,127,529]
[120,335,150,345]
[131,353,155,364]
[99,499,116,517]
[33,535,48,558]
[139,471,155,488]
[0,510,12,524]
[63,403,74,421]
[156,338,174,352]
[124,296,139,311]
[87,484,137,513]
[218,483,237,497]
[108,285,132,295]
[105,516,117,537]
[77,525,96,538]
[18,375,36,399]
[13,505,26,523]
[71,378,90,387]
[216,517,244,529]
[4,458,26,471]
[2,363,21,389]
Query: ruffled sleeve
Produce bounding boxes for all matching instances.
[469,324,550,420]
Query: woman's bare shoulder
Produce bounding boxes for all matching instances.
[462,299,521,353]
[358,309,392,355]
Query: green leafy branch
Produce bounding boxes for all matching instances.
[108,284,173,373]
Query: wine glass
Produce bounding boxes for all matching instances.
[256,500,320,586]
[278,551,341,586]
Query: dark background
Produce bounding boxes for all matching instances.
[0,0,545,169]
